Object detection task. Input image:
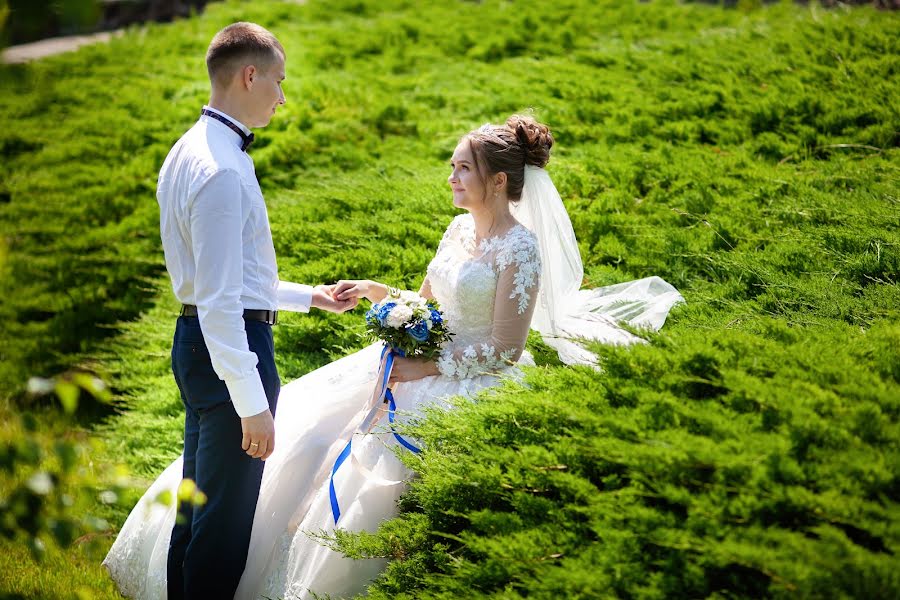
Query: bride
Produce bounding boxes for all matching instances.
[103,115,683,599]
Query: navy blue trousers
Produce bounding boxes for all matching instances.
[166,316,279,600]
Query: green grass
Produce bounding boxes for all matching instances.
[0,539,121,599]
[0,0,898,596]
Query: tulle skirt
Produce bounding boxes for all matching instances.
[103,342,523,599]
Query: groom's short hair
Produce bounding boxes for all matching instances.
[206,22,285,87]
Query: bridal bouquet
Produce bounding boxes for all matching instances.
[365,291,452,359]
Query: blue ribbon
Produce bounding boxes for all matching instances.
[329,345,422,524]
[328,440,352,524]
[386,388,421,455]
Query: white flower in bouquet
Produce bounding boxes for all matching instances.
[385,304,414,328]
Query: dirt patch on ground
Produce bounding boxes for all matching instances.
[2,30,123,64]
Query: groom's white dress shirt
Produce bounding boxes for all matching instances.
[158,105,312,418]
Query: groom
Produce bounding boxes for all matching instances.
[157,22,355,599]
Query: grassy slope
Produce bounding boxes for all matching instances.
[0,0,898,596]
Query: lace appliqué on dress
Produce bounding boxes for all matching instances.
[434,218,540,380]
[438,344,519,379]
[482,226,541,315]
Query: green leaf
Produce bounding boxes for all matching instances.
[72,372,111,403]
[54,381,79,414]
[154,490,173,508]
[54,441,78,473]
[27,536,46,562]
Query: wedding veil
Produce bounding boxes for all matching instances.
[511,165,685,366]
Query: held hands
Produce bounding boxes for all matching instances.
[333,279,388,304]
[241,409,275,460]
[311,284,358,313]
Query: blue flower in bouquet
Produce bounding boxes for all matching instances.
[375,301,396,326]
[365,307,378,325]
[429,308,443,326]
[406,319,430,342]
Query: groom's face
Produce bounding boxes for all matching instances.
[247,50,287,127]
[448,141,487,210]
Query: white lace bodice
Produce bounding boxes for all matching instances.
[424,214,541,379]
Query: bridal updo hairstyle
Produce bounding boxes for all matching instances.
[206,22,284,87]
[465,115,554,202]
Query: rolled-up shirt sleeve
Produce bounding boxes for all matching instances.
[277,280,313,312]
[189,169,269,418]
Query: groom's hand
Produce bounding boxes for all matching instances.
[241,409,275,460]
[333,279,387,303]
[311,284,358,313]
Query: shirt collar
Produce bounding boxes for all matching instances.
[200,105,253,146]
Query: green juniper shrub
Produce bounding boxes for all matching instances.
[0,0,897,596]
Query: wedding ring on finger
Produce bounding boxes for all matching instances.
[250,442,259,449]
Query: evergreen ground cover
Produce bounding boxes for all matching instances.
[0,0,898,596]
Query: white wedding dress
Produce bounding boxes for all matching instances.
[104,205,683,598]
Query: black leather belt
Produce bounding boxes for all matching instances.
[180,304,277,325]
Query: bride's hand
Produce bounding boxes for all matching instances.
[333,279,388,303]
[388,357,440,383]
[311,284,358,313]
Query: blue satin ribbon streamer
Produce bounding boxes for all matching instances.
[329,345,422,524]
[328,440,352,524]
[386,388,422,455]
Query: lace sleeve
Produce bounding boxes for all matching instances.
[437,228,541,379]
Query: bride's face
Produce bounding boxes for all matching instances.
[448,141,487,210]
